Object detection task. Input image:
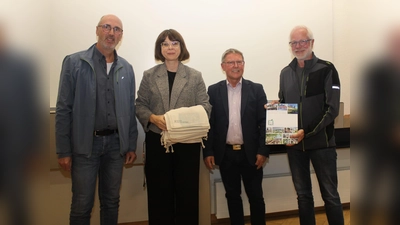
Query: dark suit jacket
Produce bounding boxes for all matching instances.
[203,78,269,166]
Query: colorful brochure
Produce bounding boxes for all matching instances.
[265,103,298,145]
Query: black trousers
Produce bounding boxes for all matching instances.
[145,131,201,225]
[219,145,266,225]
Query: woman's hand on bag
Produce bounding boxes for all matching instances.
[150,114,167,131]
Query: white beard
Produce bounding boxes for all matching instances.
[293,48,312,60]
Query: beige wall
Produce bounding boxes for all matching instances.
[46,1,336,112]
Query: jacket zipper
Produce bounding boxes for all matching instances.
[115,65,122,84]
[81,58,96,158]
[113,65,123,124]
[300,70,306,151]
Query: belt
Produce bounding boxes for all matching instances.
[226,144,242,150]
[94,129,118,136]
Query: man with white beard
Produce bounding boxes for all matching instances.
[277,25,344,225]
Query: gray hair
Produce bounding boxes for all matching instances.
[221,48,244,62]
[289,25,314,40]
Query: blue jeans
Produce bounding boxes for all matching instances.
[287,147,344,225]
[70,133,124,225]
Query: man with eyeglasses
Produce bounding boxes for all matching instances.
[56,14,138,225]
[278,25,344,225]
[204,48,269,225]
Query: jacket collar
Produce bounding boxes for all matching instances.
[80,43,121,68]
[288,52,318,71]
[155,62,188,111]
[155,62,186,78]
[219,77,250,117]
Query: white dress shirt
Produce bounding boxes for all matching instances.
[226,79,244,145]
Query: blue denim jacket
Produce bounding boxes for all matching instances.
[56,44,138,158]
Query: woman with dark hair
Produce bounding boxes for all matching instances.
[136,29,211,225]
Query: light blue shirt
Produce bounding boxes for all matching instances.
[226,79,243,145]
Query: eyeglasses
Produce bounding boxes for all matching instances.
[289,39,312,47]
[161,41,180,48]
[97,24,123,34]
[223,61,245,66]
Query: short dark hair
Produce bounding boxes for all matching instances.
[154,29,190,62]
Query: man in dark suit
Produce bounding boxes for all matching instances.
[203,48,269,225]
